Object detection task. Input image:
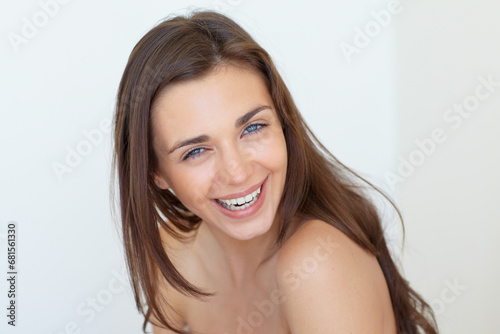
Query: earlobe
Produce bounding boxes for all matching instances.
[154,173,170,190]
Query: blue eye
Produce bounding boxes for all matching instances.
[183,147,206,160]
[243,123,268,135]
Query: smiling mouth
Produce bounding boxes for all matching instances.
[215,186,262,211]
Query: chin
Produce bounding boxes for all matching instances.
[234,220,274,241]
[211,212,276,241]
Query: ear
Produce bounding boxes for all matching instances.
[153,172,170,190]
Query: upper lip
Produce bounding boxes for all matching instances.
[215,177,266,200]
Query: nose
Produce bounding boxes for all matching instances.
[214,143,254,189]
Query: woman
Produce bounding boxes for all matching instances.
[112,10,438,334]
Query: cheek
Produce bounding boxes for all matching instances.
[167,168,215,212]
[257,131,287,172]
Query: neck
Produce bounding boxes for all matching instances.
[195,218,282,289]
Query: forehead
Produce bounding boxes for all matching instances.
[151,65,273,145]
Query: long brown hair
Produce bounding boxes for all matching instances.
[112,10,438,334]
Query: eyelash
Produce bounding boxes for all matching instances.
[182,122,269,161]
[243,122,268,136]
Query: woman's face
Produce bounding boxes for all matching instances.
[151,65,288,241]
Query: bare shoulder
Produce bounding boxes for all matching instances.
[276,219,395,333]
[277,219,371,272]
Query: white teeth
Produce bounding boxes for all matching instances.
[216,185,262,211]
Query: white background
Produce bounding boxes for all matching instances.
[0,0,498,333]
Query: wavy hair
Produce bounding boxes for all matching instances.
[112,10,438,334]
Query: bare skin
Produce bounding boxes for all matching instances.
[151,65,397,333]
[154,219,397,334]
[155,218,290,333]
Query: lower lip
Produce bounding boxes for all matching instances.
[211,177,268,219]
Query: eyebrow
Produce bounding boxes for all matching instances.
[168,105,271,154]
[234,105,270,127]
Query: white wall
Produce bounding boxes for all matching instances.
[2,0,494,333]
[394,1,500,333]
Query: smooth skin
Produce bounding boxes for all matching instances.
[151,65,397,333]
